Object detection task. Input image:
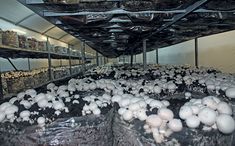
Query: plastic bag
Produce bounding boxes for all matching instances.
[0,109,114,146]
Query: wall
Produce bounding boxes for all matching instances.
[198,30,235,73]
[133,30,235,73]
[159,40,195,66]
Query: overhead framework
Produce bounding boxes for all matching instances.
[18,0,235,57]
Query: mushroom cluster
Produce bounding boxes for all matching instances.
[179,96,235,134]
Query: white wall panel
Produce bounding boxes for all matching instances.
[198,30,235,73]
[159,40,195,66]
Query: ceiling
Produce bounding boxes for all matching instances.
[0,0,82,46]
[17,0,235,58]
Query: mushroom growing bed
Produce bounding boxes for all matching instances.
[0,64,235,146]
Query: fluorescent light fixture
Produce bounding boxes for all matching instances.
[11,29,26,35]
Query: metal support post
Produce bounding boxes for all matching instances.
[0,71,3,98]
[195,38,199,68]
[81,41,86,72]
[47,37,52,80]
[143,39,147,70]
[6,58,18,71]
[96,51,99,66]
[60,59,62,67]
[130,49,134,67]
[156,48,159,64]
[68,45,72,75]
[28,58,31,71]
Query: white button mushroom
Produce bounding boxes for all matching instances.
[118,108,127,116]
[37,117,46,126]
[93,108,101,115]
[53,101,65,110]
[0,111,6,122]
[146,115,162,128]
[198,107,217,126]
[37,99,49,108]
[5,105,18,115]
[122,110,133,121]
[216,102,232,115]
[216,114,235,134]
[20,110,30,121]
[158,108,174,121]
[149,100,164,109]
[137,109,147,121]
[225,88,235,98]
[0,102,11,111]
[168,119,183,132]
[186,115,200,128]
[20,100,32,109]
[179,106,193,120]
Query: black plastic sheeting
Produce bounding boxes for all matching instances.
[0,108,114,146]
[18,0,235,57]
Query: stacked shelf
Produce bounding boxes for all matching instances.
[0,41,95,98]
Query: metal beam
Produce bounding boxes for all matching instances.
[42,26,56,35]
[143,39,147,70]
[26,0,126,4]
[26,0,44,4]
[42,7,232,17]
[59,33,69,40]
[68,45,72,75]
[81,41,86,72]
[96,51,99,66]
[15,13,36,25]
[130,48,134,67]
[6,58,18,71]
[195,38,199,68]
[43,9,186,17]
[156,48,159,64]
[143,0,208,40]
[0,71,3,98]
[46,37,53,80]
[28,58,31,71]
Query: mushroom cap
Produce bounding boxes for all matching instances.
[112,95,122,103]
[198,107,217,126]
[122,110,133,121]
[37,99,49,108]
[5,105,18,115]
[137,110,147,121]
[0,111,6,122]
[128,103,140,111]
[53,101,65,110]
[153,86,162,94]
[146,115,162,128]
[186,115,200,128]
[217,102,232,115]
[216,114,235,134]
[202,96,217,110]
[35,93,46,102]
[0,102,11,111]
[179,106,193,120]
[168,119,183,132]
[93,108,101,115]
[149,100,164,109]
[37,117,45,125]
[20,110,30,118]
[118,108,127,115]
[225,88,235,98]
[158,108,174,121]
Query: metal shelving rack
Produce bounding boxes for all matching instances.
[0,36,94,97]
